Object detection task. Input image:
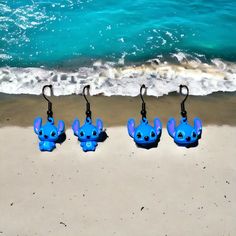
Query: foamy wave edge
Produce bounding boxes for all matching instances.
[0,54,236,97]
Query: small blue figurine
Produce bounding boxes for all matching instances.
[127,85,162,149]
[34,85,65,152]
[72,85,105,152]
[167,85,202,148]
[34,117,65,151]
[72,117,103,152]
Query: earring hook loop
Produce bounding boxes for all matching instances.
[179,84,189,118]
[140,84,147,120]
[82,85,92,119]
[42,85,53,120]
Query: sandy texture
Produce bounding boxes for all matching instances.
[0,92,236,127]
[0,125,235,236]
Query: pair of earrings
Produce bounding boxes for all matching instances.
[33,85,104,152]
[127,85,202,148]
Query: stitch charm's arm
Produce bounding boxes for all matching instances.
[80,142,86,148]
[39,141,44,151]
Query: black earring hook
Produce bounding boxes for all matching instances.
[179,84,189,118]
[140,84,147,120]
[42,85,53,120]
[82,85,91,119]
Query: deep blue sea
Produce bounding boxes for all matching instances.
[0,0,236,96]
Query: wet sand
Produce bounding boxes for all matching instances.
[0,92,236,127]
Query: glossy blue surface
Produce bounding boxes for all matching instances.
[167,117,202,147]
[72,117,103,152]
[34,117,65,152]
[127,117,162,148]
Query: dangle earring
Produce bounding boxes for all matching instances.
[72,85,104,152]
[127,84,162,149]
[167,85,202,148]
[33,85,65,152]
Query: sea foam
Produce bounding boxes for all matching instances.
[0,54,236,97]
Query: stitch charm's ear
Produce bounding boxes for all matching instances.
[57,120,65,135]
[72,119,80,136]
[96,118,103,132]
[127,119,135,138]
[194,117,202,136]
[167,118,176,138]
[34,117,42,135]
[154,118,162,135]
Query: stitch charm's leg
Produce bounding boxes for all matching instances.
[81,142,88,152]
[39,141,56,152]
[80,141,98,152]
[91,141,98,151]
[86,141,97,151]
[39,141,45,151]
[48,142,56,152]
[84,141,97,151]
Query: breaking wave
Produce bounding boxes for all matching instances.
[0,53,236,97]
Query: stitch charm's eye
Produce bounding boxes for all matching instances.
[39,129,43,136]
[136,132,141,139]
[151,131,155,138]
[51,131,56,137]
[177,132,184,139]
[92,130,97,136]
[80,131,84,137]
[192,132,196,138]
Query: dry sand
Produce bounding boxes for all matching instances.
[0,125,235,236]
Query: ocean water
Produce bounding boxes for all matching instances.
[0,0,236,96]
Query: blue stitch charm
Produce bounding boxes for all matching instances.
[128,117,162,148]
[72,117,103,152]
[72,85,105,152]
[33,85,65,152]
[167,85,202,148]
[34,117,65,152]
[127,85,162,149]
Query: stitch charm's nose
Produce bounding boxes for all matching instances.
[186,136,191,142]
[87,135,91,139]
[44,135,48,139]
[144,136,149,141]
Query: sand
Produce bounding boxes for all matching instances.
[0,125,235,236]
[0,92,236,127]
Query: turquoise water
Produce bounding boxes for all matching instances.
[1,0,236,67]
